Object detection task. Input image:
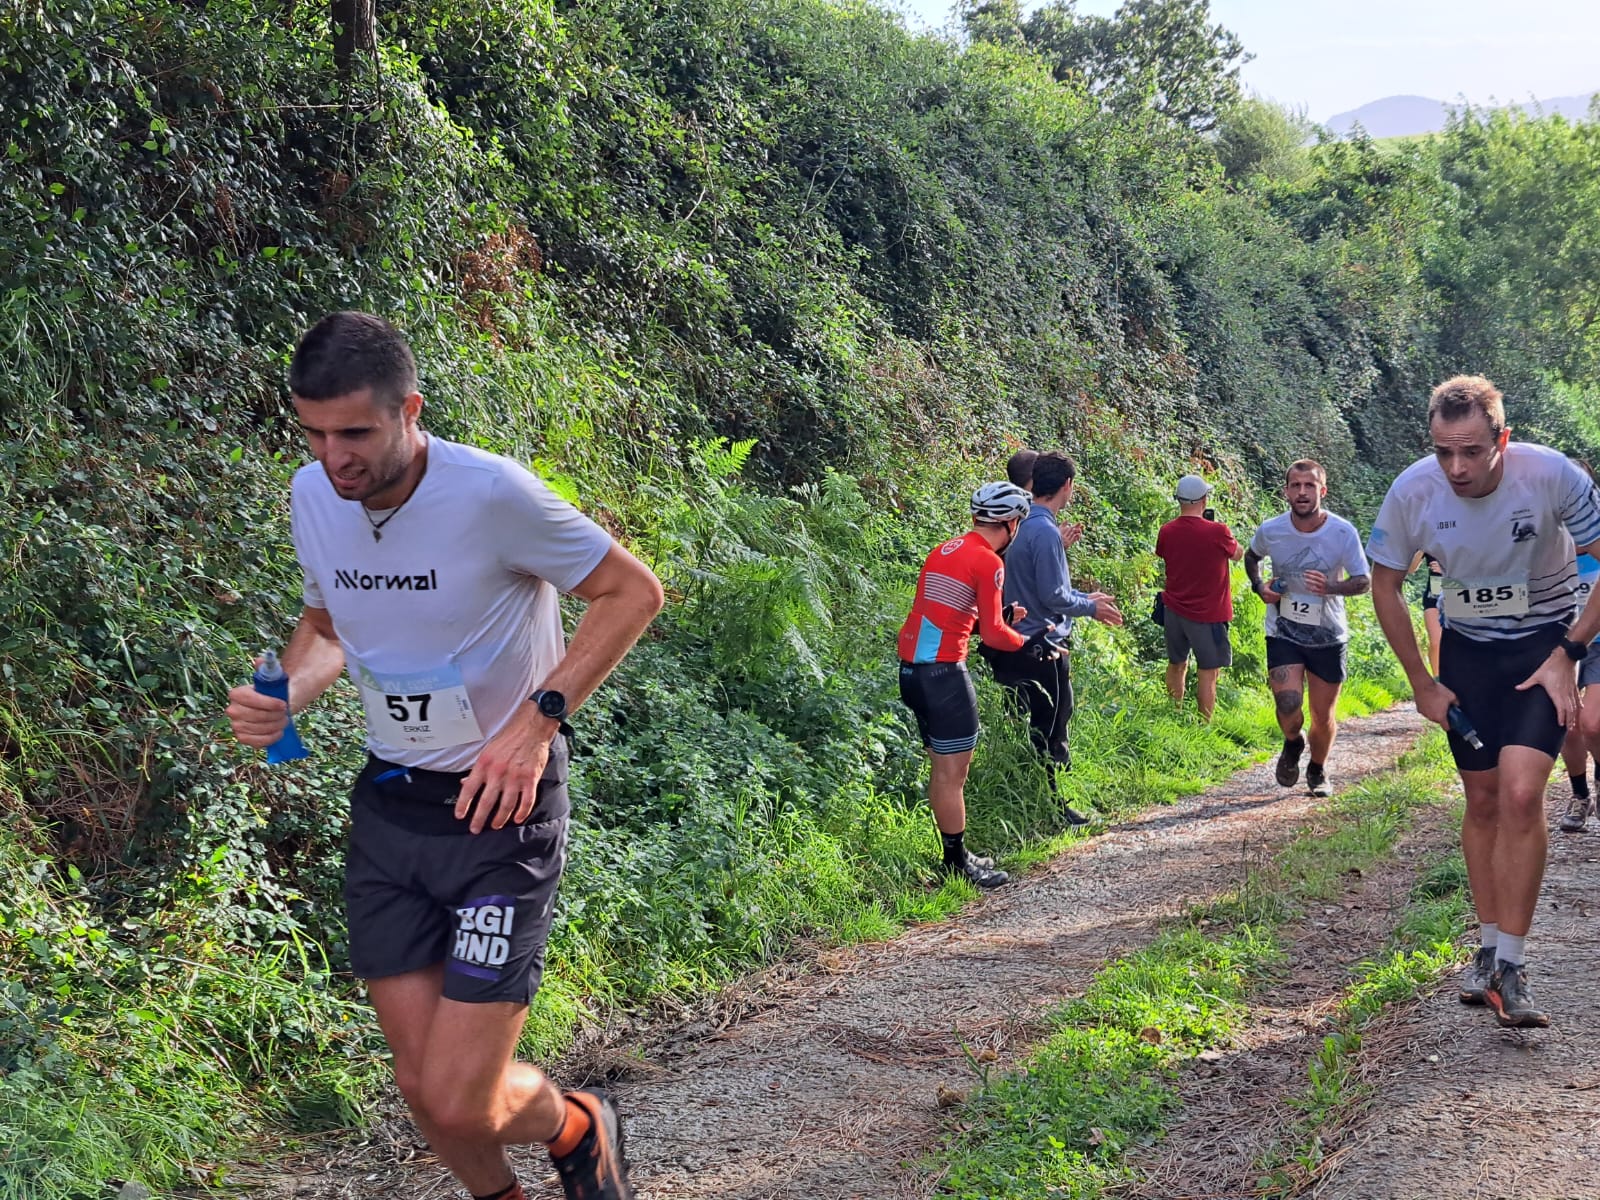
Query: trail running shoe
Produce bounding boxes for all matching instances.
[1559,788,1591,833]
[1458,945,1496,1006]
[1485,962,1550,1029]
[551,1088,635,1200]
[1275,736,1306,788]
[1306,761,1331,798]
[1060,804,1092,827]
[943,851,1010,889]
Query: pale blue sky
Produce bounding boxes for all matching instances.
[893,0,1600,122]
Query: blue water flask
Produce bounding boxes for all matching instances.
[1446,703,1484,751]
[253,649,309,763]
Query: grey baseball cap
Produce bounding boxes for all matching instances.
[1175,474,1214,502]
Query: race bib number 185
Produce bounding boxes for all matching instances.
[1441,576,1530,621]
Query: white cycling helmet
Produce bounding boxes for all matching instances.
[971,481,1033,524]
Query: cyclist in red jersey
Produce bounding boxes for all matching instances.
[897,482,1035,887]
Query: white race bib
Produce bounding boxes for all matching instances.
[1441,576,1530,621]
[1576,563,1599,606]
[1282,592,1324,626]
[355,661,483,749]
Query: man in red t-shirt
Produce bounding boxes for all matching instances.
[1155,474,1243,719]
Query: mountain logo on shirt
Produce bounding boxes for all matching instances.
[334,568,440,591]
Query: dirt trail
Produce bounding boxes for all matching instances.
[1121,801,1463,1199]
[1305,806,1600,1200]
[249,706,1425,1200]
[577,707,1424,1200]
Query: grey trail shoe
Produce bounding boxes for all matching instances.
[1458,945,1496,1006]
[551,1088,636,1200]
[1558,788,1591,833]
[1486,961,1550,1028]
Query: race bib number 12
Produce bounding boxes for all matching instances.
[1282,593,1324,626]
[355,662,483,749]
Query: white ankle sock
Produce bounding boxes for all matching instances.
[1479,922,1499,951]
[1497,932,1526,965]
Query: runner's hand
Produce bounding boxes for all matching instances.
[1007,603,1028,626]
[1089,593,1123,627]
[226,683,290,749]
[1302,570,1329,596]
[1515,650,1581,728]
[1414,677,1458,729]
[1258,583,1284,605]
[1059,522,1084,550]
[455,707,557,834]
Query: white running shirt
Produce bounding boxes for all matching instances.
[1249,511,1368,646]
[1366,442,1600,642]
[291,435,613,770]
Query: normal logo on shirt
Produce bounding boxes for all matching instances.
[449,893,517,979]
[334,567,440,591]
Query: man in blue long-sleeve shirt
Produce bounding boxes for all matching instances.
[980,452,1124,822]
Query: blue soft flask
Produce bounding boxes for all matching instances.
[253,649,310,763]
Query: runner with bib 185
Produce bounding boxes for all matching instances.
[1366,376,1600,1029]
[224,312,664,1200]
[1244,459,1371,798]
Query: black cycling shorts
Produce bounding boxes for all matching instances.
[899,660,979,755]
[1265,635,1348,685]
[1438,624,1566,772]
[344,739,570,1004]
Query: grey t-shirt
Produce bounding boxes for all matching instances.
[1249,511,1369,647]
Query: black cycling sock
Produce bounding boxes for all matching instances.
[1572,773,1590,799]
[941,830,966,865]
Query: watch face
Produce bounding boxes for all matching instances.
[537,690,566,718]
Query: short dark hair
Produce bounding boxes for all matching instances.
[289,311,418,409]
[1285,459,1326,484]
[1428,375,1504,435]
[1006,448,1038,489]
[1030,451,1076,500]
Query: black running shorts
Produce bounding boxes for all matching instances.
[1438,624,1567,772]
[899,660,979,755]
[1265,635,1348,685]
[344,738,570,1004]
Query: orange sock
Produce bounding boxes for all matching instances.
[546,1093,593,1158]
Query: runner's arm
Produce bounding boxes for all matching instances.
[1326,573,1370,597]
[1243,548,1266,594]
[1569,539,1600,645]
[457,541,664,833]
[224,605,345,747]
[1371,562,1453,727]
[530,542,666,715]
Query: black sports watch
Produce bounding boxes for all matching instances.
[1558,636,1588,662]
[531,688,569,721]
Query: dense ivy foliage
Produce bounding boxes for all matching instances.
[2,0,1598,1192]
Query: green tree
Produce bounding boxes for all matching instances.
[1018,0,1249,131]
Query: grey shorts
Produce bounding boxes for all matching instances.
[1582,641,1600,690]
[1164,610,1233,670]
[344,740,569,1004]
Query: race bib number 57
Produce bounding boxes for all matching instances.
[355,662,483,748]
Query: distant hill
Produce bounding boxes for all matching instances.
[1324,91,1598,139]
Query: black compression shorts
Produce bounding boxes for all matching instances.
[899,660,979,755]
[1265,636,1348,685]
[1438,624,1566,772]
[344,740,570,1004]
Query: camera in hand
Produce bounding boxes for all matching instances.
[1203,506,1216,522]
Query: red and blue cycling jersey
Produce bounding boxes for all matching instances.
[897,533,1027,664]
